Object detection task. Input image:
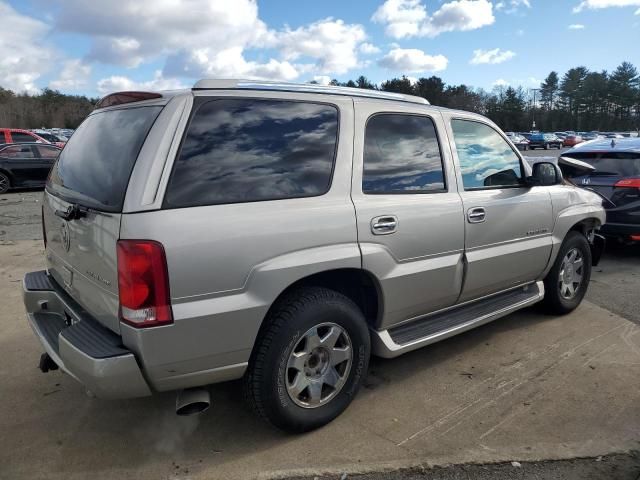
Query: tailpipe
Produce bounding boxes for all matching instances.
[175,387,210,416]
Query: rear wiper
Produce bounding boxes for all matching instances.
[588,171,619,176]
[54,203,87,221]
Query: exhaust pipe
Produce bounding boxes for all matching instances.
[176,387,210,416]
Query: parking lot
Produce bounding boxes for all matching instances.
[1,171,639,479]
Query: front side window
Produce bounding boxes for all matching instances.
[363,114,445,194]
[11,132,36,143]
[452,119,523,190]
[164,98,339,208]
[36,146,61,158]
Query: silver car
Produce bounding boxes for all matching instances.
[23,80,606,432]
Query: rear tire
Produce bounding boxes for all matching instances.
[0,172,10,194]
[541,231,592,315]
[244,286,370,433]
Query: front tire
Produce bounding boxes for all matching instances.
[541,231,592,314]
[244,287,370,433]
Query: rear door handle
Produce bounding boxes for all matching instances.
[467,207,486,224]
[371,215,398,235]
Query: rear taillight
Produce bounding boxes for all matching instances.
[614,178,640,189]
[117,240,173,328]
[41,205,47,248]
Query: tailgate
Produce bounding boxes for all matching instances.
[44,192,122,333]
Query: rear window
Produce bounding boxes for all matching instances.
[164,98,338,208]
[563,152,640,178]
[46,106,161,212]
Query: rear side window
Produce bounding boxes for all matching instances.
[47,106,162,212]
[451,119,523,190]
[164,98,338,208]
[11,132,36,143]
[36,146,61,158]
[563,152,640,178]
[363,114,445,193]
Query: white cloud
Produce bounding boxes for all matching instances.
[573,0,640,12]
[372,0,427,38]
[378,48,448,72]
[52,2,369,82]
[0,1,56,93]
[273,18,367,74]
[636,6,640,12]
[49,59,92,90]
[311,75,332,85]
[360,43,381,54]
[96,71,187,94]
[495,0,531,14]
[372,0,495,38]
[470,48,516,65]
[165,47,299,81]
[568,23,586,29]
[493,78,510,87]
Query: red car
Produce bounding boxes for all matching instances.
[563,135,583,147]
[0,128,49,145]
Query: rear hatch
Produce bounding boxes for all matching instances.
[562,151,640,224]
[43,104,163,333]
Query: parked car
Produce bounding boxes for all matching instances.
[0,128,49,145]
[562,137,640,242]
[528,133,563,150]
[511,133,530,151]
[0,143,61,193]
[582,132,601,141]
[554,132,569,140]
[23,81,605,432]
[563,135,583,147]
[605,133,624,139]
[31,129,67,148]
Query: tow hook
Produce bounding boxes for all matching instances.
[38,353,59,373]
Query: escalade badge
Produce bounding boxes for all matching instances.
[60,221,71,252]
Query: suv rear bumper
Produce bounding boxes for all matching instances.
[23,270,152,399]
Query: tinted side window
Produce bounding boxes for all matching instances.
[11,132,36,143]
[363,114,445,193]
[36,146,60,158]
[165,99,338,208]
[451,120,523,190]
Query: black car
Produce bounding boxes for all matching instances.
[0,143,61,193]
[562,138,640,241]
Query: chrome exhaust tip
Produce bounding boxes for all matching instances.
[175,387,210,416]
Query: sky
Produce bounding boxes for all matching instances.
[1,0,639,98]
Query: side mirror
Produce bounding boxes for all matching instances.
[558,156,596,177]
[527,162,561,186]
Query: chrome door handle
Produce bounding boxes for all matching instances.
[371,215,398,235]
[467,207,486,224]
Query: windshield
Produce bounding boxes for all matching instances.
[563,152,640,178]
[46,106,161,212]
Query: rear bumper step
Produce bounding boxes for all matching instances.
[23,270,152,399]
[372,282,544,358]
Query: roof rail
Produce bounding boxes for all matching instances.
[192,79,430,105]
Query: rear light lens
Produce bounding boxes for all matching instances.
[117,240,173,328]
[614,178,640,189]
[41,205,47,248]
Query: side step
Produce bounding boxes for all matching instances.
[372,281,544,358]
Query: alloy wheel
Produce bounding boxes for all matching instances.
[285,322,353,408]
[559,247,584,300]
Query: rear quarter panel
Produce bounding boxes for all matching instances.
[119,92,360,390]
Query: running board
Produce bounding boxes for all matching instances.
[371,281,544,358]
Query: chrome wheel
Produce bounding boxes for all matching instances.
[286,322,352,409]
[0,174,9,193]
[559,247,584,299]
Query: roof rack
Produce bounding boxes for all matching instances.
[192,79,430,105]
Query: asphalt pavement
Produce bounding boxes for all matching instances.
[1,182,639,480]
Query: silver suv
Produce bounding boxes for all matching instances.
[23,80,606,432]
